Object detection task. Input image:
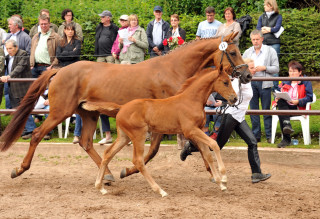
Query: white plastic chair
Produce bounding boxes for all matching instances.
[64,114,103,139]
[271,93,316,145]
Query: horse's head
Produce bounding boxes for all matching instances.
[212,68,237,105]
[213,32,252,84]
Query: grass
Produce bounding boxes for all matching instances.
[1,82,319,149]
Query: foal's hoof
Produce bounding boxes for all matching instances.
[104,174,115,182]
[11,168,19,179]
[120,168,127,179]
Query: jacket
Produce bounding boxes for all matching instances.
[5,49,32,98]
[257,12,282,45]
[279,77,313,110]
[119,26,148,64]
[5,30,31,55]
[146,19,170,53]
[0,47,4,77]
[56,39,81,67]
[30,30,60,67]
[242,44,279,89]
[94,22,119,56]
[29,23,59,39]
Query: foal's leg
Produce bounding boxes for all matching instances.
[95,128,130,195]
[186,128,227,191]
[131,135,168,197]
[11,112,68,178]
[120,133,163,179]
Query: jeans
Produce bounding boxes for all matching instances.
[217,114,261,174]
[100,114,110,132]
[270,44,280,91]
[31,65,48,78]
[204,106,221,130]
[249,81,272,139]
[25,115,37,133]
[4,70,12,109]
[74,114,82,137]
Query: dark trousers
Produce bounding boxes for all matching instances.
[217,114,261,174]
[31,65,48,78]
[277,99,297,142]
[249,81,272,139]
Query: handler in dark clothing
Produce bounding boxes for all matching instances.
[1,39,36,139]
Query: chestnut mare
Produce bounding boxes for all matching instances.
[84,68,237,197]
[0,32,250,180]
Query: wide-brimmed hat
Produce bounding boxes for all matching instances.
[98,10,112,17]
[153,6,163,12]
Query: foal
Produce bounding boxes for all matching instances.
[84,68,237,197]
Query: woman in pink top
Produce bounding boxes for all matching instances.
[111,15,129,64]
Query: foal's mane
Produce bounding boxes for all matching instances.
[175,68,217,95]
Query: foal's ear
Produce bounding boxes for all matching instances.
[224,32,239,42]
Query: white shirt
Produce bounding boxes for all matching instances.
[4,31,19,56]
[152,19,163,46]
[251,44,267,77]
[8,55,14,75]
[225,78,253,123]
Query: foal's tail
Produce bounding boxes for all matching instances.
[0,69,59,152]
[82,101,121,117]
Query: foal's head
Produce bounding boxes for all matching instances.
[212,69,238,105]
[213,32,252,84]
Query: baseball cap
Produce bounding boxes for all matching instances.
[98,10,112,17]
[119,14,129,21]
[153,6,163,12]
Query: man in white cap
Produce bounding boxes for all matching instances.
[95,10,119,145]
[146,6,170,58]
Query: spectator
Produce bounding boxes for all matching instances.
[196,6,222,39]
[4,16,31,55]
[163,14,186,53]
[95,10,118,145]
[0,27,6,45]
[34,88,52,140]
[180,58,272,184]
[29,9,59,39]
[56,23,81,143]
[274,61,313,148]
[56,23,81,67]
[0,39,36,140]
[111,14,129,64]
[119,14,148,64]
[0,47,4,106]
[58,9,83,42]
[242,29,279,143]
[257,0,283,91]
[146,6,170,57]
[216,7,242,46]
[95,10,119,63]
[30,14,60,78]
[11,14,30,34]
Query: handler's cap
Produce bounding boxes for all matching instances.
[98,10,112,18]
[153,6,163,12]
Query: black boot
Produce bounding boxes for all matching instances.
[180,141,198,161]
[283,120,294,135]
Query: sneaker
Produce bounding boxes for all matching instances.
[251,173,271,183]
[73,136,80,144]
[277,139,291,148]
[43,134,51,140]
[21,132,32,140]
[180,141,198,161]
[98,138,113,145]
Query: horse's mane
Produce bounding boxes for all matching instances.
[175,68,217,95]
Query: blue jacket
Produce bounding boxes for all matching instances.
[146,19,170,53]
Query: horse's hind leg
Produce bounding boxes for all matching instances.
[95,128,130,195]
[11,112,68,178]
[120,133,163,179]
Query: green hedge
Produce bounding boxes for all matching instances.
[0,6,319,75]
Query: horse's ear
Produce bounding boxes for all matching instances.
[223,32,239,42]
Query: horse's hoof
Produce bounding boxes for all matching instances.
[220,184,227,191]
[104,174,115,182]
[100,188,108,195]
[11,168,18,179]
[120,168,127,179]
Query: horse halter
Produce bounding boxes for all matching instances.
[219,37,248,79]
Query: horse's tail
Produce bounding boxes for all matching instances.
[0,69,59,152]
[82,101,121,117]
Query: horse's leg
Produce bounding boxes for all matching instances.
[95,128,130,195]
[131,134,168,197]
[120,133,163,179]
[186,128,227,191]
[11,113,68,178]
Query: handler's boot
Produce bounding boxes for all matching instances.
[180,141,198,161]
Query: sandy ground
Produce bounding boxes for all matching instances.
[0,142,320,219]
